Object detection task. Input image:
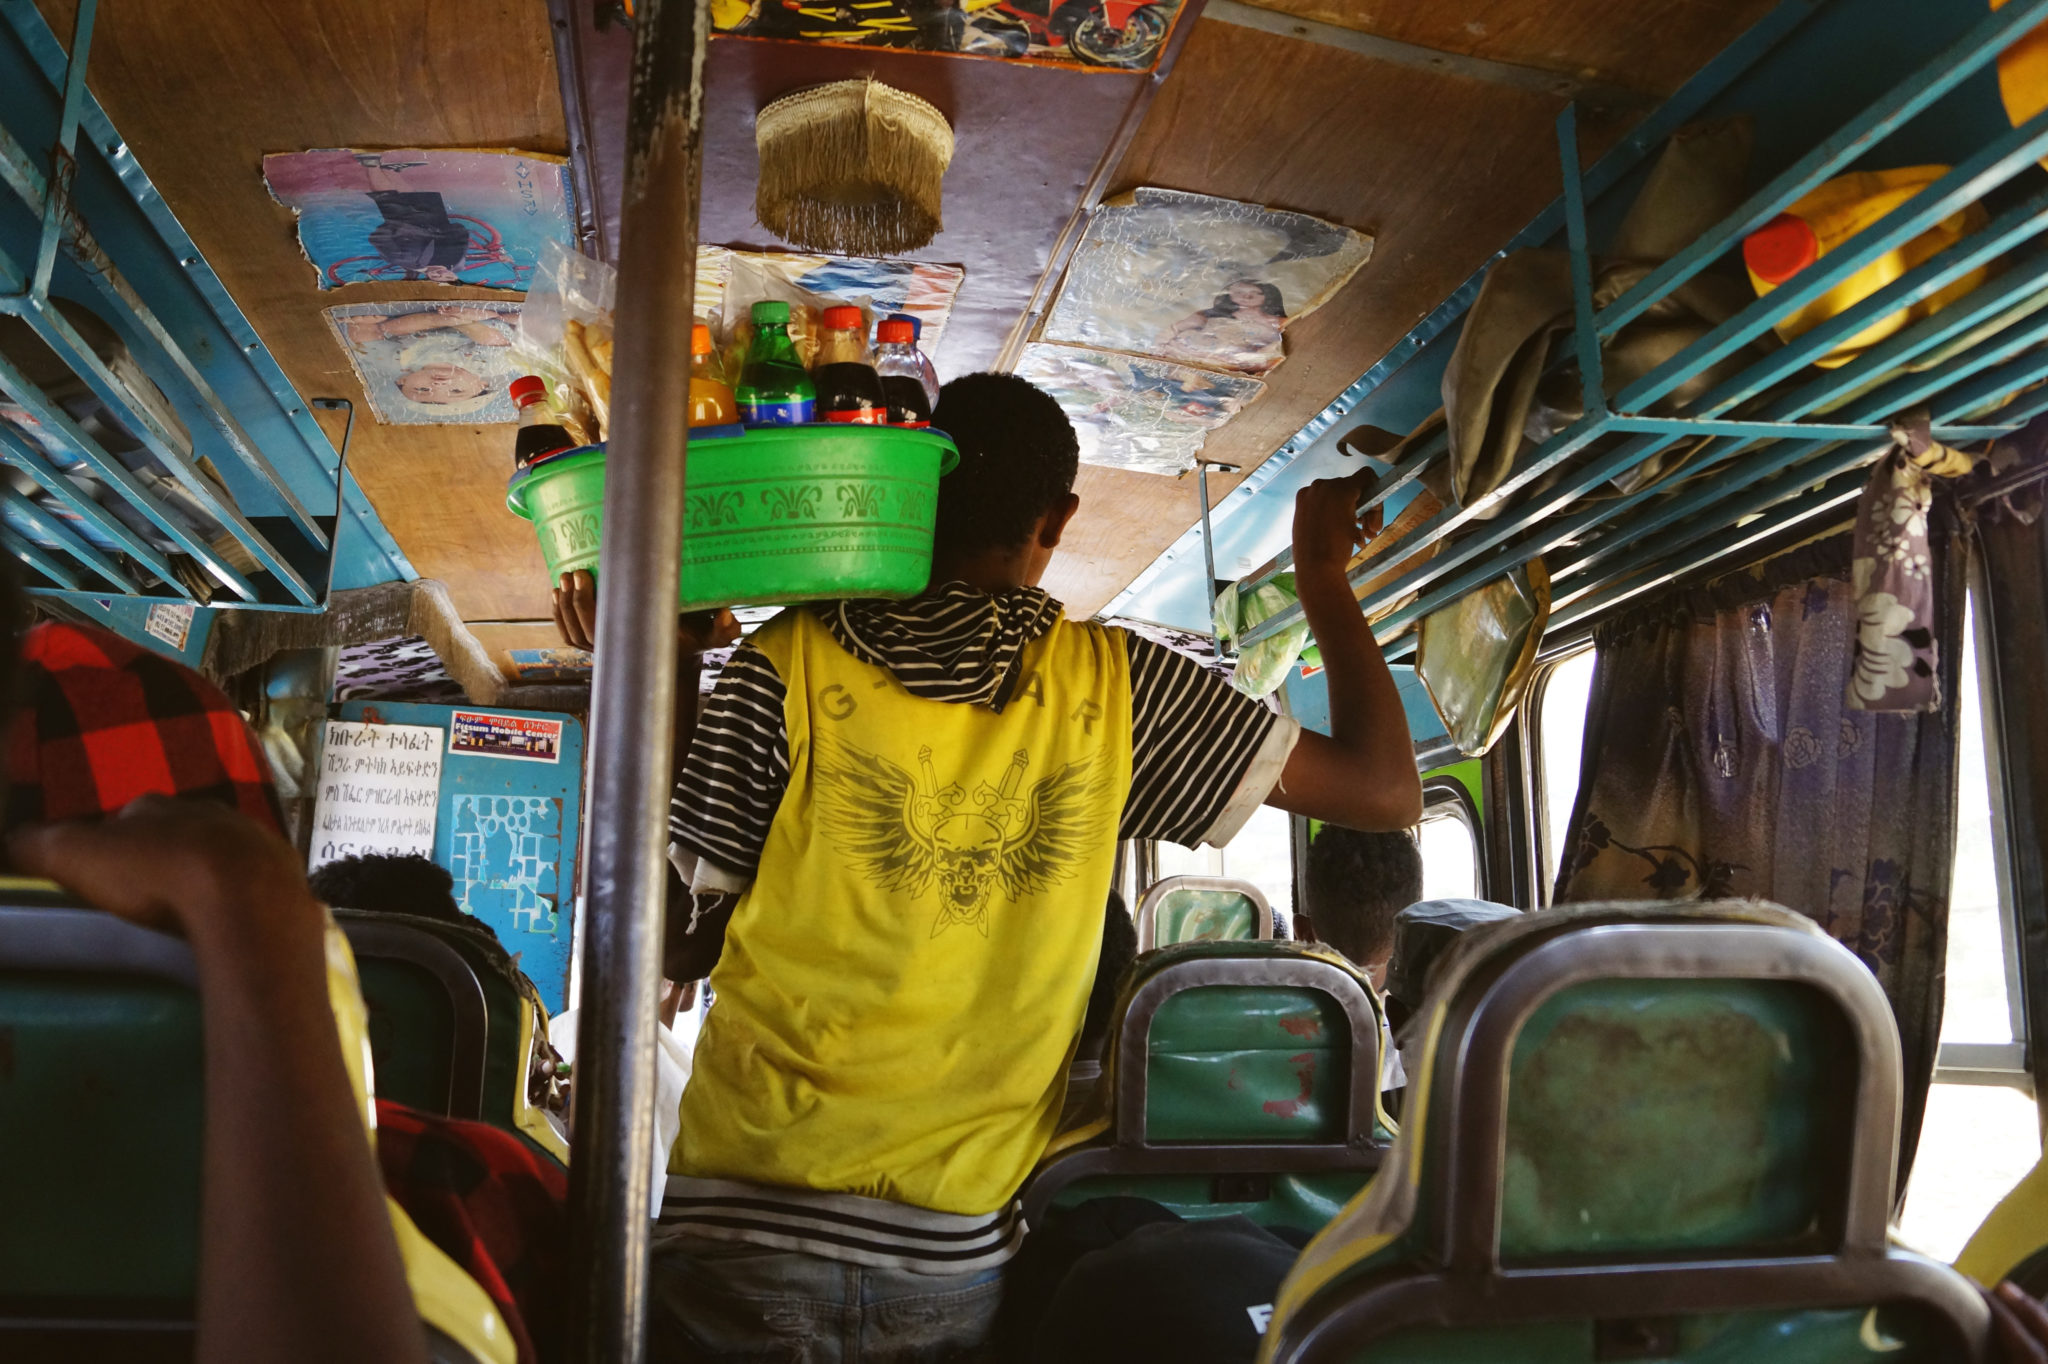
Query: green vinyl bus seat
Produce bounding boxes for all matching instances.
[0,897,511,1363]
[1026,940,1391,1237]
[1261,901,1995,1364]
[332,908,567,1167]
[0,898,203,1359]
[1136,876,1275,950]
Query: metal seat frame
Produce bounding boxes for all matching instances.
[1024,947,1384,1227]
[1134,875,1275,951]
[333,910,491,1122]
[1267,917,1994,1363]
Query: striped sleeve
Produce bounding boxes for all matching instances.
[668,640,791,879]
[1118,631,1281,845]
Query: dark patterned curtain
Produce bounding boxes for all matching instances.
[1554,520,1964,1182]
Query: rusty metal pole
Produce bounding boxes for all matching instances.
[565,0,708,1358]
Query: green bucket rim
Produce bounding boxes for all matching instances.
[506,425,960,521]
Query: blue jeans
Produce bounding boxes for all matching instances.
[647,1232,1004,1364]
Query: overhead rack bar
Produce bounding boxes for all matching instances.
[1228,8,2048,654]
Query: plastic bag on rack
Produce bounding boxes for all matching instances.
[1215,574,1310,698]
[717,251,880,378]
[516,241,617,443]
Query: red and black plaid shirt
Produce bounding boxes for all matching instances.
[5,621,283,832]
[376,1100,568,1364]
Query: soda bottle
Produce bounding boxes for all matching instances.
[885,312,940,409]
[812,305,887,425]
[874,319,933,428]
[736,300,817,427]
[509,374,576,471]
[689,324,738,427]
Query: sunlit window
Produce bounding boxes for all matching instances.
[1417,811,1478,901]
[1538,649,1597,898]
[1155,800,1295,923]
[1897,598,2039,1261]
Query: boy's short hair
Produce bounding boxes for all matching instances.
[1303,826,1423,968]
[930,373,1079,559]
[310,851,465,925]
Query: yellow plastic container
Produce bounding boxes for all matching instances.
[1995,0,2048,163]
[1742,166,1990,368]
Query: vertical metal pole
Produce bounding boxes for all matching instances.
[1555,104,1606,419]
[1196,461,1220,661]
[565,0,708,1358]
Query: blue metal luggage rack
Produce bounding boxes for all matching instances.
[0,0,410,611]
[1128,0,2048,656]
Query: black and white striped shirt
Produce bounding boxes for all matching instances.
[670,584,1286,883]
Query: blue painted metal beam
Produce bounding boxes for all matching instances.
[28,0,89,301]
[0,521,81,589]
[0,418,181,589]
[0,483,132,590]
[1594,0,2048,340]
[1617,102,2048,414]
[0,346,257,600]
[1102,0,1830,622]
[0,120,327,550]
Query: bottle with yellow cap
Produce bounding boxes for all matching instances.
[1743,166,1989,369]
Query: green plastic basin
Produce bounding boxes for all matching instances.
[507,424,958,611]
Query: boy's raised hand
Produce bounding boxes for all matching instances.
[1293,470,1385,576]
[550,569,739,656]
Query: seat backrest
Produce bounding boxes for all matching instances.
[0,900,202,1333]
[0,897,514,1363]
[1136,876,1274,950]
[1026,940,1387,1235]
[334,909,566,1165]
[1263,901,1994,1363]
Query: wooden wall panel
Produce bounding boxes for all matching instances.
[1229,0,1783,97]
[36,0,566,626]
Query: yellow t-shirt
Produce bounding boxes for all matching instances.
[674,606,1134,1215]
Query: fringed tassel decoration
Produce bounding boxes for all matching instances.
[755,79,953,256]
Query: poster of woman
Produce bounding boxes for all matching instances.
[264,149,575,291]
[324,301,525,425]
[1016,342,1265,476]
[1043,188,1372,375]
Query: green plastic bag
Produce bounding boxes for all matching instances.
[1215,574,1311,698]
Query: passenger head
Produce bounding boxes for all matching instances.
[1299,826,1422,988]
[929,373,1080,586]
[310,852,465,925]
[1079,890,1139,1054]
[1383,897,1523,1075]
[6,612,284,834]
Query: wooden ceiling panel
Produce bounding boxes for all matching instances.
[1229,0,1783,96]
[35,0,567,626]
[1044,17,1636,615]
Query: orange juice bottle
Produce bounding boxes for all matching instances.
[1743,166,1990,369]
[688,323,738,427]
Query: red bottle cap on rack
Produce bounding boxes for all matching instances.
[1743,213,1820,285]
[877,319,915,344]
[821,305,864,329]
[509,374,547,406]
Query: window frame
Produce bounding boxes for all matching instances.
[1416,774,1485,903]
[1523,640,1597,907]
[1934,569,2031,1091]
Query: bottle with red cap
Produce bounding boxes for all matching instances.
[1741,167,1988,369]
[811,305,888,425]
[874,318,934,428]
[510,375,576,471]
[884,312,940,408]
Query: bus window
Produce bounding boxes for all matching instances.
[1153,801,1295,926]
[1418,812,1478,902]
[1537,649,1597,900]
[1897,597,2040,1260]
